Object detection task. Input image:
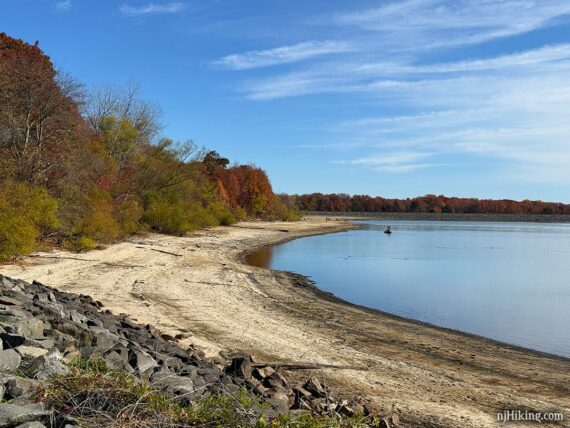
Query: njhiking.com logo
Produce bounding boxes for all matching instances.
[497,409,564,424]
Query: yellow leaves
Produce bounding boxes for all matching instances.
[0,181,58,260]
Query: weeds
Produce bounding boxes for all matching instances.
[40,359,375,427]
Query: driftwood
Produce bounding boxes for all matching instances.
[28,255,145,268]
[136,247,183,257]
[29,255,94,262]
[252,362,360,371]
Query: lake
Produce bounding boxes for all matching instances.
[247,220,570,357]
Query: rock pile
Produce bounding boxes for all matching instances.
[0,275,399,427]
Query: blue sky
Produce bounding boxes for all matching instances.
[3,1,570,202]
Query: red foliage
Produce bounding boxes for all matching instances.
[295,193,570,215]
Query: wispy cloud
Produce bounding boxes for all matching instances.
[213,41,352,70]
[120,2,186,17]
[336,0,570,51]
[56,0,72,11]
[213,0,570,185]
[336,152,436,173]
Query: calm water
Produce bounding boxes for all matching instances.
[247,221,570,357]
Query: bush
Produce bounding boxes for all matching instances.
[62,236,98,252]
[209,201,237,226]
[115,196,144,235]
[72,189,121,242]
[143,194,195,235]
[268,197,301,221]
[0,181,58,260]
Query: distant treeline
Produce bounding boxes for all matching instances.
[0,33,298,260]
[290,193,570,215]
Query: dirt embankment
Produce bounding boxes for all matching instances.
[1,218,568,427]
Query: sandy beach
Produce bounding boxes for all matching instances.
[1,218,568,427]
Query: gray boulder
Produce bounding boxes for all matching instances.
[0,349,22,371]
[5,377,41,399]
[0,403,49,427]
[15,346,48,359]
[15,422,47,428]
[128,349,158,375]
[25,348,70,381]
[154,375,195,398]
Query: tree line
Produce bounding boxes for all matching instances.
[0,33,298,260]
[292,193,570,215]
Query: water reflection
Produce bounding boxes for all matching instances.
[246,246,273,268]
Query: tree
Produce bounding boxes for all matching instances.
[0,33,84,185]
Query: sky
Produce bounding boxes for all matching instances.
[2,1,570,202]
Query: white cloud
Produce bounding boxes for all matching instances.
[56,0,72,11]
[213,41,352,70]
[335,152,436,173]
[336,0,570,51]
[120,2,186,16]
[214,0,570,185]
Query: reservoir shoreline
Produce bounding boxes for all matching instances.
[1,217,569,427]
[246,220,570,361]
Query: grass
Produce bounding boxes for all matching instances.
[38,359,376,427]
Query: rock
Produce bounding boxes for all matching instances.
[267,386,291,413]
[32,293,50,304]
[23,337,54,350]
[5,377,41,398]
[103,346,130,371]
[25,348,70,380]
[0,296,25,306]
[49,330,77,351]
[86,318,103,327]
[1,317,45,337]
[15,422,47,428]
[303,377,326,398]
[0,349,22,370]
[225,356,252,379]
[68,310,87,324]
[154,375,195,398]
[0,403,49,426]
[128,349,158,375]
[1,332,26,349]
[15,346,48,359]
[263,371,288,388]
[253,366,275,380]
[61,346,81,365]
[292,385,312,409]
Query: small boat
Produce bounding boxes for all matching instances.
[384,225,392,234]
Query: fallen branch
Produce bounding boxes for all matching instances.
[252,362,361,371]
[136,247,183,257]
[28,255,145,268]
[29,255,95,262]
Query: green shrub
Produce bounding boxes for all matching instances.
[0,214,39,260]
[268,197,301,221]
[0,181,58,260]
[209,201,237,226]
[234,205,248,222]
[143,195,194,235]
[115,196,144,235]
[62,236,98,252]
[72,189,120,242]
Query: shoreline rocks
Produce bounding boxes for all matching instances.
[0,274,398,427]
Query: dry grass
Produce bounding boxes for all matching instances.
[39,359,375,427]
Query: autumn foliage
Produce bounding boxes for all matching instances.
[0,33,297,260]
[294,193,570,215]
